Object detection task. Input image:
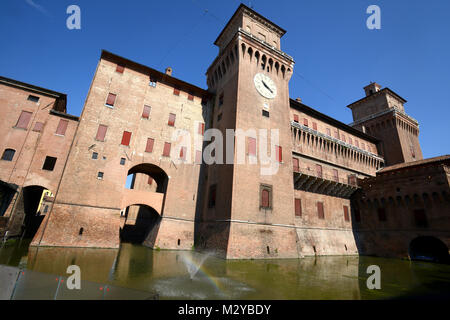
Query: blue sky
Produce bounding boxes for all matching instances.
[1,0,449,159]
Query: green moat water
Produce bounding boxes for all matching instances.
[1,239,450,299]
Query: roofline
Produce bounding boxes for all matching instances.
[101,50,212,100]
[0,75,67,112]
[378,155,450,174]
[214,3,286,46]
[49,109,79,121]
[346,87,407,109]
[290,98,380,144]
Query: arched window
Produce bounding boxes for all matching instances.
[260,184,272,209]
[1,149,15,161]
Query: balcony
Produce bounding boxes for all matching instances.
[293,165,359,199]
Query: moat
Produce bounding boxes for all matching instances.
[1,239,450,300]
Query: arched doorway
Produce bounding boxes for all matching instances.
[21,186,53,239]
[120,204,161,244]
[409,236,450,264]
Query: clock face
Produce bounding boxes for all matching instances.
[254,73,277,99]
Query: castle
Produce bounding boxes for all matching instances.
[0,4,448,261]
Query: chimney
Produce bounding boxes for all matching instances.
[363,82,381,97]
[165,67,172,76]
[296,97,302,103]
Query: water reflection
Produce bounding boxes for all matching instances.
[1,240,449,300]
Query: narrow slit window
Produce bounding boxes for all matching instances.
[295,198,302,217]
[317,202,324,219]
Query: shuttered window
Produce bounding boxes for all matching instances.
[303,118,309,127]
[168,113,176,126]
[163,142,171,157]
[55,119,69,136]
[316,164,322,178]
[292,158,299,172]
[195,150,202,164]
[261,190,269,208]
[116,64,125,73]
[344,206,350,221]
[326,128,331,136]
[106,93,116,106]
[293,114,299,123]
[198,123,205,135]
[173,88,180,96]
[148,177,153,185]
[341,134,346,143]
[312,122,317,130]
[276,145,282,162]
[33,122,44,132]
[142,105,151,119]
[121,131,132,146]
[355,140,359,148]
[295,199,302,217]
[16,111,32,129]
[145,138,154,153]
[248,137,256,156]
[180,146,187,160]
[95,125,107,141]
[260,184,272,209]
[334,130,339,139]
[317,202,324,219]
[349,137,353,145]
[188,92,194,101]
[333,169,339,182]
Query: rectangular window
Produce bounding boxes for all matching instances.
[142,105,151,119]
[349,137,353,145]
[145,138,154,153]
[188,92,194,101]
[42,156,57,171]
[303,118,309,127]
[195,150,202,164]
[295,198,302,217]
[149,76,157,87]
[106,93,116,107]
[276,146,282,163]
[116,64,125,73]
[326,128,331,136]
[362,143,366,150]
[292,158,300,172]
[341,134,346,143]
[334,130,339,139]
[317,202,324,219]
[55,119,69,136]
[163,142,171,157]
[316,164,322,178]
[260,184,272,209]
[173,88,180,96]
[198,123,205,135]
[148,177,153,185]
[168,113,176,126]
[27,95,40,103]
[208,184,217,208]
[95,125,107,142]
[333,169,339,182]
[92,152,98,160]
[293,114,299,123]
[348,175,357,186]
[1,149,15,161]
[120,158,126,165]
[344,205,350,222]
[33,122,44,132]
[262,110,270,117]
[180,146,187,160]
[248,137,256,156]
[121,131,132,146]
[97,172,104,180]
[355,140,359,148]
[312,122,317,130]
[378,208,387,222]
[414,209,428,227]
[16,111,32,129]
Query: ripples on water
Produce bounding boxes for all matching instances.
[1,239,450,300]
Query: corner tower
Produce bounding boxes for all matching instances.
[199,4,299,259]
[347,83,423,166]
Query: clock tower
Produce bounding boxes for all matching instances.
[199,4,299,259]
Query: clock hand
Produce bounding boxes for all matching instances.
[262,80,273,94]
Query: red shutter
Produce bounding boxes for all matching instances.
[16,111,32,129]
[173,88,180,96]
[248,137,256,156]
[349,137,353,145]
[261,189,269,208]
[106,93,116,106]
[168,113,176,126]
[355,140,359,148]
[116,64,125,73]
[121,131,132,146]
[33,122,44,132]
[276,146,282,162]
[295,199,302,217]
[163,142,171,157]
[341,134,345,143]
[303,118,309,126]
[145,138,154,153]
[198,123,205,135]
[96,125,107,141]
[292,158,299,172]
[326,128,331,136]
[333,169,339,182]
[56,119,69,135]
[334,130,339,139]
[195,150,202,164]
[316,164,322,178]
[180,146,187,160]
[317,202,324,219]
[293,114,299,123]
[188,93,194,101]
[142,105,151,119]
[344,206,350,221]
[148,176,153,185]
[312,122,317,130]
